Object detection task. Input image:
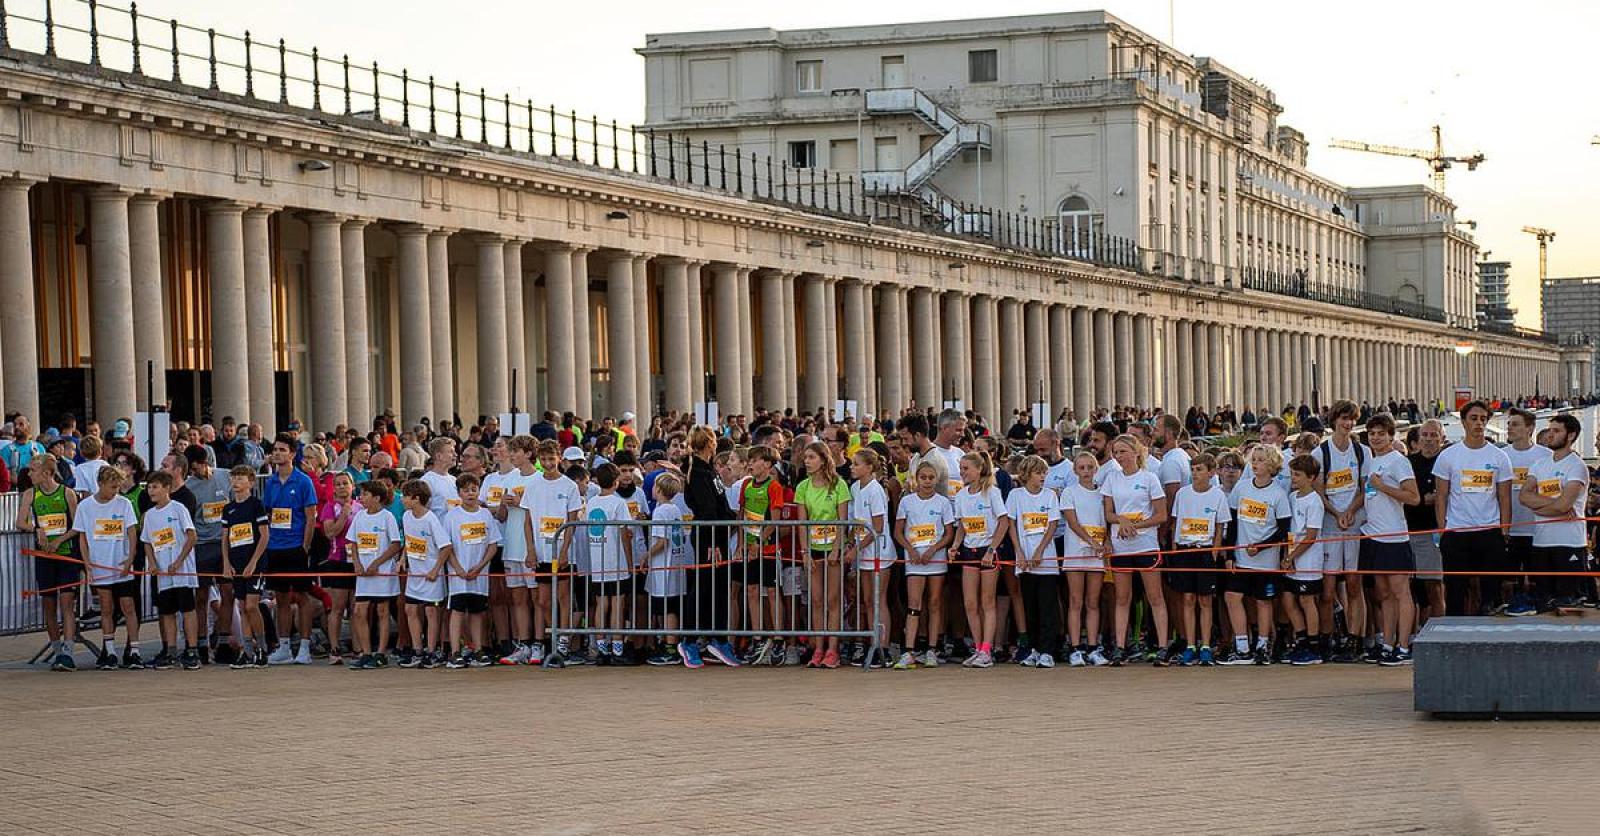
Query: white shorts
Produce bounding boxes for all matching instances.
[502,559,533,589]
[1060,555,1105,571]
[1322,524,1360,573]
[904,552,948,577]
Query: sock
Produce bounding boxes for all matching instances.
[299,639,312,654]
[105,638,117,656]
[1017,632,1029,647]
[1234,636,1249,654]
[1254,635,1268,650]
[978,642,992,653]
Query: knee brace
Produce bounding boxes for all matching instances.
[907,607,923,617]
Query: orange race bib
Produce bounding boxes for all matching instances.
[1083,525,1107,544]
[909,523,937,546]
[1239,498,1269,524]
[37,512,67,537]
[947,478,963,495]
[270,508,293,529]
[1513,467,1530,484]
[961,516,988,536]
[93,518,125,540]
[446,498,462,509]
[540,517,563,538]
[460,521,488,545]
[152,527,176,548]
[230,522,255,547]
[1325,469,1354,492]
[809,525,838,547]
[405,535,427,556]
[1180,518,1212,539]
[1537,479,1562,498]
[486,486,506,505]
[201,501,226,523]
[1461,470,1493,493]
[1022,512,1050,535]
[511,485,526,503]
[357,531,380,554]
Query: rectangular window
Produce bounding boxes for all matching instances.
[796,60,823,94]
[968,49,998,83]
[788,140,816,169]
[881,55,906,87]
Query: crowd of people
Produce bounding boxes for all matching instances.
[5,391,1597,674]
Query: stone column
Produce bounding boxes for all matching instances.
[862,283,878,417]
[570,248,594,416]
[1192,320,1212,411]
[878,286,905,413]
[687,262,707,410]
[1209,323,1224,411]
[736,267,755,415]
[470,234,509,418]
[758,270,785,411]
[824,278,840,411]
[906,287,934,410]
[0,177,40,421]
[305,213,348,432]
[662,258,693,414]
[1093,309,1114,410]
[243,208,277,433]
[998,299,1022,415]
[1050,305,1071,418]
[205,201,249,423]
[130,194,168,411]
[973,294,998,422]
[711,262,742,416]
[503,241,527,413]
[1023,302,1046,412]
[804,275,830,410]
[1133,313,1151,408]
[633,256,653,418]
[945,292,970,409]
[341,219,371,426]
[88,188,137,423]
[784,273,800,411]
[393,228,435,426]
[605,252,637,420]
[1240,327,1256,412]
[842,279,868,414]
[539,244,575,415]
[427,230,455,423]
[1071,307,1094,417]
[1113,312,1133,407]
[1175,321,1193,410]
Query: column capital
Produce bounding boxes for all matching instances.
[0,174,44,190]
[203,199,249,215]
[245,204,282,219]
[300,210,347,227]
[389,222,432,239]
[473,232,507,246]
[604,248,644,263]
[426,226,457,240]
[654,255,690,268]
[341,216,373,231]
[130,190,174,206]
[86,184,133,203]
[534,240,579,255]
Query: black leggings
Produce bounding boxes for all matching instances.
[1020,574,1062,656]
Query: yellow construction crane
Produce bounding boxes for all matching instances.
[1522,226,1555,282]
[1329,125,1485,192]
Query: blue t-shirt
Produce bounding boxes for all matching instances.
[261,468,318,550]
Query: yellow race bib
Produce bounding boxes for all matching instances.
[270,508,293,529]
[152,527,176,548]
[201,501,226,523]
[909,523,936,547]
[37,512,67,537]
[460,521,488,545]
[1083,525,1107,544]
[405,535,427,557]
[1239,498,1269,524]
[1537,479,1562,498]
[511,485,526,503]
[1180,517,1212,540]
[446,498,462,509]
[1460,469,1493,493]
[1513,467,1530,484]
[809,525,838,547]
[357,531,380,554]
[961,516,988,536]
[229,522,255,547]
[1326,469,1354,492]
[1022,512,1050,535]
[540,517,563,538]
[947,478,963,495]
[486,486,506,505]
[93,518,125,540]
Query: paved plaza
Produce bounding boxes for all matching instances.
[0,633,1593,834]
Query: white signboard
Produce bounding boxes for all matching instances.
[133,411,173,468]
[497,413,532,436]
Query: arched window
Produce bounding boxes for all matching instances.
[1058,195,1097,258]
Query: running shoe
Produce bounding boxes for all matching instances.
[1289,646,1324,666]
[1152,646,1172,667]
[472,651,495,668]
[293,642,314,665]
[267,643,295,665]
[706,640,742,667]
[1108,647,1126,667]
[969,650,994,668]
[783,644,804,666]
[96,651,118,671]
[1379,647,1413,666]
[1252,646,1272,666]
[1019,649,1041,667]
[348,654,373,670]
[821,649,840,669]
[446,653,470,670]
[254,649,270,668]
[52,651,76,672]
[1178,646,1197,667]
[149,651,176,671]
[180,650,200,671]
[122,649,144,670]
[893,651,919,670]
[398,652,425,669]
[499,643,532,666]
[1330,640,1363,664]
[647,648,682,666]
[371,652,390,668]
[1504,597,1538,617]
[1198,646,1215,666]
[961,649,982,667]
[1087,647,1110,667]
[847,642,866,667]
[528,641,546,665]
[1068,648,1087,667]
[1036,651,1056,669]
[749,638,775,667]
[1220,647,1255,666]
[921,649,939,668]
[678,642,704,669]
[1363,644,1385,665]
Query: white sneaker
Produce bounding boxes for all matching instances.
[1068,649,1087,667]
[784,645,804,666]
[961,650,981,667]
[293,641,313,665]
[921,649,939,668]
[1037,652,1056,669]
[1019,649,1041,667]
[970,650,994,668]
[1087,648,1109,667]
[499,644,532,666]
[892,651,918,670]
[528,642,546,665]
[266,643,295,665]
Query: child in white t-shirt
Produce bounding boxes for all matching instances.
[347,480,402,669]
[73,466,141,670]
[953,450,1011,668]
[584,463,636,663]
[444,473,501,668]
[845,449,892,662]
[1059,452,1109,667]
[1167,454,1231,667]
[1005,455,1061,669]
[893,460,955,669]
[141,471,200,670]
[1281,454,1326,666]
[644,473,689,666]
[400,480,453,668]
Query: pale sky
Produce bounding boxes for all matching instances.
[105,1,1600,326]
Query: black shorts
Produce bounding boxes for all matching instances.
[737,556,782,587]
[194,541,224,577]
[564,574,589,612]
[1225,571,1281,600]
[448,593,489,614]
[1439,529,1505,580]
[956,545,998,572]
[318,558,356,591]
[155,586,197,616]
[535,562,556,586]
[1359,539,1415,573]
[1164,547,1217,595]
[1284,577,1324,597]
[32,552,83,596]
[232,574,266,599]
[590,580,631,598]
[1109,551,1161,572]
[404,595,443,607]
[94,578,140,601]
[355,593,396,603]
[648,595,683,616]
[1532,545,1590,576]
[489,555,506,575]
[1506,535,1533,574]
[265,547,313,592]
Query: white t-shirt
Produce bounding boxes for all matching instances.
[584,492,634,583]
[1502,443,1550,537]
[1287,490,1324,581]
[1044,458,1074,495]
[1433,440,1513,531]
[1158,447,1193,488]
[647,503,690,598]
[72,494,138,586]
[402,510,452,603]
[1171,484,1230,547]
[897,492,954,575]
[1059,483,1108,568]
[1230,477,1291,570]
[849,479,892,569]
[443,505,501,597]
[1528,451,1589,548]
[71,459,108,494]
[347,508,402,598]
[420,470,460,518]
[1005,486,1059,574]
[1312,438,1371,525]
[953,484,1008,550]
[1099,466,1164,555]
[1360,449,1415,544]
[519,473,584,565]
[141,500,197,591]
[934,444,965,498]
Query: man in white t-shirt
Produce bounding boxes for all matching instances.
[1432,400,1513,617]
[1154,414,1192,546]
[1518,413,1591,611]
[1499,407,1547,616]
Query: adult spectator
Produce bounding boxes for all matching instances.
[210,417,245,469]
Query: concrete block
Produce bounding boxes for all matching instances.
[1414,616,1600,718]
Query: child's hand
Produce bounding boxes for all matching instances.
[1117,521,1137,539]
[425,568,440,583]
[981,548,996,569]
[465,568,480,581]
[222,563,234,579]
[1247,544,1261,556]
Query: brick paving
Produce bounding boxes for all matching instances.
[0,633,1594,834]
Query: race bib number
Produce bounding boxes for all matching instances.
[93,518,125,540]
[1513,467,1530,485]
[1460,469,1493,494]
[230,523,255,547]
[627,501,642,519]
[1180,518,1211,540]
[405,535,427,557]
[1239,498,1269,524]
[1537,479,1562,499]
[1326,469,1354,493]
[909,523,936,547]
[37,512,67,537]
[152,527,176,548]
[357,531,380,556]
[270,508,293,530]
[446,498,462,509]
[486,486,506,505]
[511,485,526,503]
[744,508,765,537]
[1022,512,1050,535]
[1083,525,1107,544]
[202,501,225,523]
[1123,511,1146,524]
[947,479,963,495]
[460,521,488,545]
[540,517,563,539]
[809,525,837,547]
[961,516,988,536]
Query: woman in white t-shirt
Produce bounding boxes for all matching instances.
[1099,435,1169,666]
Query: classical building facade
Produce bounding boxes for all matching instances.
[640,12,1482,328]
[0,3,1560,434]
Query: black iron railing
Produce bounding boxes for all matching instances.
[0,0,1142,271]
[1240,268,1449,324]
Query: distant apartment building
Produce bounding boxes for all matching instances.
[1542,276,1600,392]
[640,11,1481,327]
[1476,260,1515,327]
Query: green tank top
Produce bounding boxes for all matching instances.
[30,483,75,556]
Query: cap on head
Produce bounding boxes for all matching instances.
[561,446,585,462]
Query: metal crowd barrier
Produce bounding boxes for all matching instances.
[547,518,882,668]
